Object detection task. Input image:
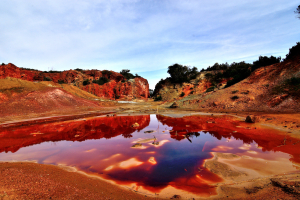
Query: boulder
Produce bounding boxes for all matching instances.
[245,115,259,123]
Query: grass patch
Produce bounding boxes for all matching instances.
[206,86,215,93]
[154,95,162,101]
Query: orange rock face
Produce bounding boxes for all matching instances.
[0,63,149,100]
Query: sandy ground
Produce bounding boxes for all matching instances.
[1,100,300,199]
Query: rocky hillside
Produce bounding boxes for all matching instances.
[0,63,149,100]
[154,43,300,112]
[153,70,226,101]
[169,58,300,112]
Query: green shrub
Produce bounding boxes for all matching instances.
[285,42,300,60]
[58,80,65,84]
[206,86,215,92]
[120,69,135,80]
[102,70,112,76]
[92,77,109,85]
[83,79,90,86]
[1,63,5,66]
[286,77,300,86]
[272,77,300,96]
[43,77,52,81]
[252,55,281,71]
[154,95,162,101]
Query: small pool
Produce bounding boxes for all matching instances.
[0,114,299,198]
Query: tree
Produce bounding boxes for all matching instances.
[120,69,135,80]
[167,64,198,83]
[252,55,281,71]
[295,5,300,19]
[285,42,300,60]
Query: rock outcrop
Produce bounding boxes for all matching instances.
[153,70,227,101]
[0,63,149,100]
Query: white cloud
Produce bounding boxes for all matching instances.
[0,0,299,88]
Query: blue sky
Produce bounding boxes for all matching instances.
[0,0,299,89]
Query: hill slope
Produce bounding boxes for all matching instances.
[0,78,102,122]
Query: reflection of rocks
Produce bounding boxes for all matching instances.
[152,141,159,145]
[131,143,142,148]
[131,123,139,128]
[144,130,155,133]
[0,115,150,153]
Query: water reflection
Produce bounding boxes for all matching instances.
[0,114,299,197]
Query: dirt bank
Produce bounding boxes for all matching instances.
[0,162,156,200]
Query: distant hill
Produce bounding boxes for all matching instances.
[0,63,149,100]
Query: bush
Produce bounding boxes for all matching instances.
[102,70,112,76]
[206,86,215,92]
[58,80,65,84]
[252,55,281,71]
[75,68,84,72]
[1,63,5,66]
[83,79,90,86]
[180,92,185,97]
[120,69,135,80]
[43,77,52,81]
[92,77,109,85]
[287,77,300,86]
[115,95,120,99]
[285,42,300,60]
[154,95,162,101]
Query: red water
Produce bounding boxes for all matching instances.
[0,114,299,196]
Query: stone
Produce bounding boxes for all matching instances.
[245,115,259,123]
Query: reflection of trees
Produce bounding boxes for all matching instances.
[0,115,150,153]
[122,133,133,138]
[156,114,300,165]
